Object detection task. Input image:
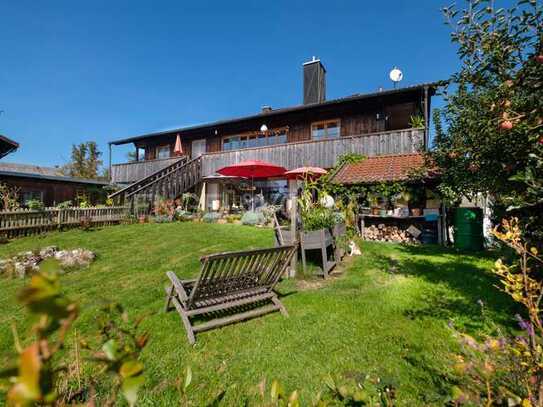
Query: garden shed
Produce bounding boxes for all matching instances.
[330,153,446,244]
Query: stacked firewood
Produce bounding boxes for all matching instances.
[363,224,419,244]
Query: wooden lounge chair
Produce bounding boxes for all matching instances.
[164,245,297,344]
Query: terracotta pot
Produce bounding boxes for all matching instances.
[138,215,146,224]
[371,207,380,216]
[410,208,422,217]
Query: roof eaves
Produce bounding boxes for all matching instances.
[110,81,442,146]
[0,171,110,185]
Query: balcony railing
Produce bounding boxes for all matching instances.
[200,128,424,177]
[111,157,182,184]
[111,128,424,184]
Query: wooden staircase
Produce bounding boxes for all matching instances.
[109,156,202,205]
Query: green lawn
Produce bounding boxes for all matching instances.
[0,223,517,405]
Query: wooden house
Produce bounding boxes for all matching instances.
[0,162,109,207]
[108,59,437,210]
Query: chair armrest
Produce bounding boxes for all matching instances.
[166,271,190,303]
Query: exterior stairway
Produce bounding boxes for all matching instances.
[109,156,202,205]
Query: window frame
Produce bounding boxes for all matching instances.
[22,190,44,205]
[156,145,171,160]
[221,127,289,151]
[311,119,341,141]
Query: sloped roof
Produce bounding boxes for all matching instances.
[110,82,440,146]
[0,135,19,158]
[331,153,426,184]
[0,162,109,185]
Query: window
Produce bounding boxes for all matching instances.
[156,145,170,159]
[22,190,43,205]
[311,120,341,140]
[222,129,288,151]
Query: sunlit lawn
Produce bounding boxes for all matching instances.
[0,222,517,405]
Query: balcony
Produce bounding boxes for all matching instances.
[111,157,182,185]
[111,128,424,184]
[201,128,424,177]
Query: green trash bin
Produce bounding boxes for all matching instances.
[453,207,484,251]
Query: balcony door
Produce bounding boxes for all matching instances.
[192,139,206,159]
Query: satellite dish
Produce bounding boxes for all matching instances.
[389,67,403,88]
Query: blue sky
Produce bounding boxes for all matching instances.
[1,0,479,167]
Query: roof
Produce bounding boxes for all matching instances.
[0,162,109,185]
[0,135,19,158]
[331,153,426,184]
[110,82,440,146]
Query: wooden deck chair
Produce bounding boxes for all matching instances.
[164,245,297,344]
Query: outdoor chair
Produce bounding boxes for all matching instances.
[164,245,297,344]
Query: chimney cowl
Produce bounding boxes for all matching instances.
[303,57,326,105]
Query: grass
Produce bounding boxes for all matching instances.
[0,222,518,405]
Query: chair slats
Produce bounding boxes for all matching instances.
[165,245,296,344]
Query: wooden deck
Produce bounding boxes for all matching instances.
[201,128,423,177]
[111,128,424,185]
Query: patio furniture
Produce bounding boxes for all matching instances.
[299,228,336,278]
[164,245,297,344]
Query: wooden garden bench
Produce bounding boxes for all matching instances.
[164,245,297,344]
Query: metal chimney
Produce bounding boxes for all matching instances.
[303,57,326,105]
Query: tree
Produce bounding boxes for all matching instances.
[431,0,543,242]
[62,142,103,179]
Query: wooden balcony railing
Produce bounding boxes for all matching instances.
[200,128,424,177]
[111,157,181,184]
[111,128,424,185]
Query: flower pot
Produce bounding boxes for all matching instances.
[138,215,146,224]
[379,209,387,217]
[410,208,422,217]
[301,228,333,248]
[371,207,380,216]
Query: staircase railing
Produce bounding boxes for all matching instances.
[125,156,202,204]
[109,156,203,205]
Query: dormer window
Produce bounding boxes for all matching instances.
[311,119,341,140]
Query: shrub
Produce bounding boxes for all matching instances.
[26,199,44,211]
[154,198,177,219]
[260,205,280,225]
[1,267,148,406]
[225,214,241,223]
[153,215,172,223]
[450,218,543,405]
[56,200,72,209]
[202,212,221,223]
[175,209,193,222]
[79,215,93,231]
[241,211,265,226]
[0,182,20,211]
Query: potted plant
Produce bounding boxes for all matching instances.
[407,187,425,217]
[367,192,380,216]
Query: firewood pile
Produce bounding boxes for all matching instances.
[363,224,420,244]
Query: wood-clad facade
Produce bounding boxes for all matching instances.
[110,84,434,185]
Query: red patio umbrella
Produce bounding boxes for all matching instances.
[217,160,286,210]
[284,166,327,180]
[174,134,184,156]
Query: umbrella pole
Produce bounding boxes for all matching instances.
[251,177,254,211]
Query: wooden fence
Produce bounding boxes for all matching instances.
[0,206,129,239]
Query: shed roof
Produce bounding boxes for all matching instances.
[0,162,109,185]
[331,153,427,184]
[110,82,440,146]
